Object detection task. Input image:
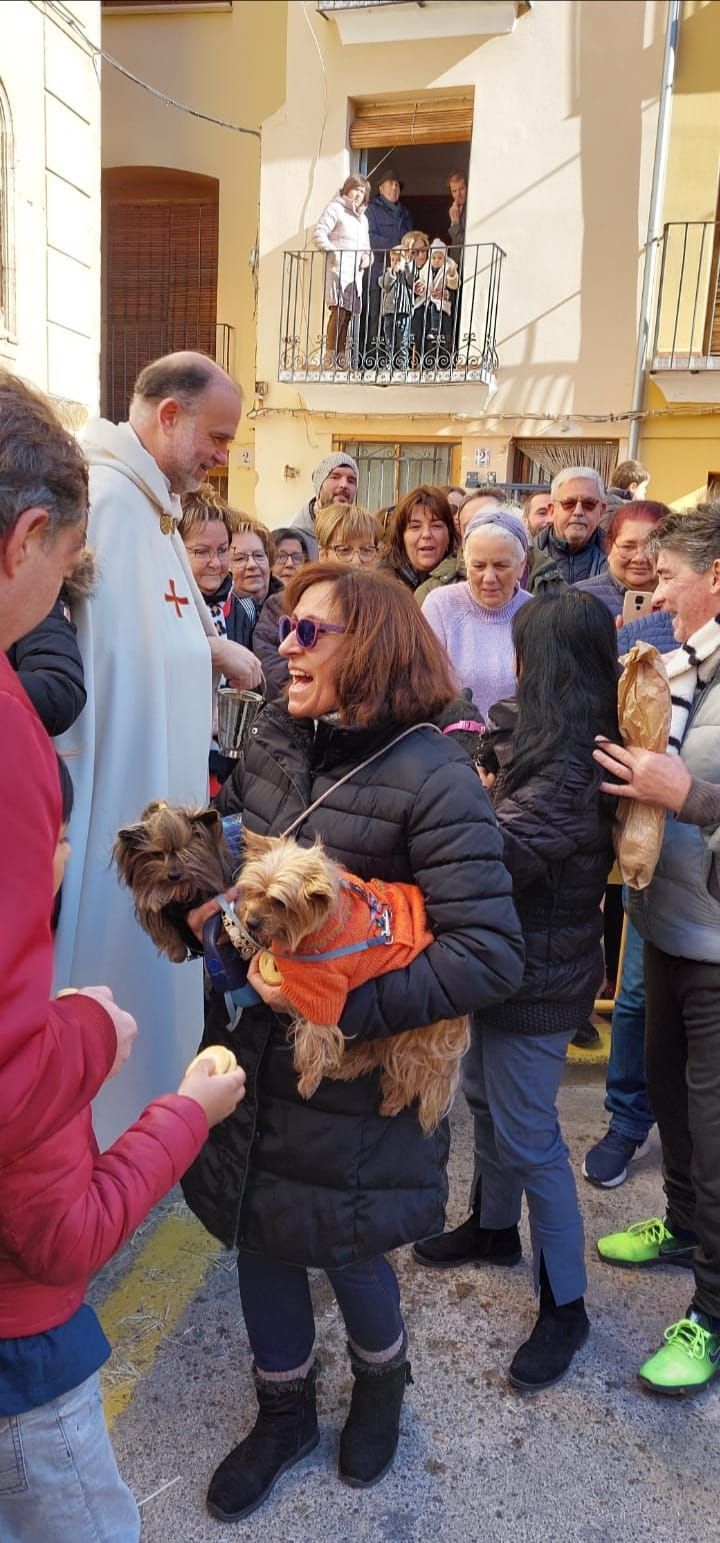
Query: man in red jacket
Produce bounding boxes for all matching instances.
[0,371,245,1542]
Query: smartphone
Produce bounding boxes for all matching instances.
[622,589,654,624]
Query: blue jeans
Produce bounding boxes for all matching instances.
[237,1249,404,1373]
[381,313,411,366]
[0,1372,140,1542]
[604,901,654,1142]
[463,1018,586,1305]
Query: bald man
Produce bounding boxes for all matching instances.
[55,353,260,1145]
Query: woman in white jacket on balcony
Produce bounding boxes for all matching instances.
[312,175,371,367]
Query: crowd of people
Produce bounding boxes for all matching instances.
[4,350,720,1541]
[312,167,468,369]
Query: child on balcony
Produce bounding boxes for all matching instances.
[426,239,460,354]
[379,245,413,368]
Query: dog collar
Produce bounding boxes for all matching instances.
[215,892,259,959]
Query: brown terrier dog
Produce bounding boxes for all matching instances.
[114,804,469,1132]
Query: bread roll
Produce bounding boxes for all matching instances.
[185,1045,238,1077]
[258,951,284,986]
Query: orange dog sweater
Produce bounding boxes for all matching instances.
[262,874,433,1025]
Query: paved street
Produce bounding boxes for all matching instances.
[90,1045,720,1543]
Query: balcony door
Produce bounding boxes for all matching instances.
[102,167,219,421]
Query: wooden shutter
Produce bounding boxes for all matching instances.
[349,96,473,150]
[102,178,218,420]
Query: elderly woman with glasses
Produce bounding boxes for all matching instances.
[271,528,310,588]
[421,510,531,723]
[181,562,524,1522]
[573,501,670,618]
[179,487,255,649]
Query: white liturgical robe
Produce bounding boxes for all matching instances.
[55,420,214,1147]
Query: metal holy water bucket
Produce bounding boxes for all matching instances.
[216,688,263,757]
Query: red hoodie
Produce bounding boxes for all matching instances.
[0,657,208,1336]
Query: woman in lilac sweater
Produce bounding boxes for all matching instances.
[421,511,531,722]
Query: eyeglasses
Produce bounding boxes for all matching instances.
[187,543,230,561]
[614,541,651,557]
[278,615,347,649]
[412,245,428,254]
[231,549,269,566]
[327,544,377,562]
[274,551,306,566]
[557,498,601,514]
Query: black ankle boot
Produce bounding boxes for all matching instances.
[413,1213,521,1270]
[509,1261,589,1393]
[338,1343,413,1488]
[206,1364,319,1522]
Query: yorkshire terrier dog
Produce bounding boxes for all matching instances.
[114,805,470,1133]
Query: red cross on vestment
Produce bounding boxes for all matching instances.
[164,579,190,618]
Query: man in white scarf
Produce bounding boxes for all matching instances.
[591,505,720,1397]
[55,353,261,1147]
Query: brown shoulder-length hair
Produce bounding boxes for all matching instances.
[282,561,457,727]
[382,485,456,575]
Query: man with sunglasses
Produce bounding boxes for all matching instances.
[527,467,608,593]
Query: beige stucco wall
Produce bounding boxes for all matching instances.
[639,0,720,502]
[101,0,287,509]
[252,0,665,517]
[0,1,101,419]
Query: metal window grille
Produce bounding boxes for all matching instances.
[338,440,457,510]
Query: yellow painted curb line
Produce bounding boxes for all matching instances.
[567,1016,611,1067]
[98,1211,222,1430]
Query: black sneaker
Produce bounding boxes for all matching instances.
[413,1217,521,1269]
[582,1129,651,1188]
[571,1020,601,1049]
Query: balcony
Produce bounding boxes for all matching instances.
[278,242,504,391]
[316,1,529,44]
[101,321,234,421]
[651,220,720,402]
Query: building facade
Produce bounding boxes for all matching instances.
[100,0,719,517]
[0,0,102,424]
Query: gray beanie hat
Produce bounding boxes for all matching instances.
[312,452,359,496]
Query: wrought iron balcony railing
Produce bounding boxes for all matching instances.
[101,321,234,421]
[278,242,504,386]
[652,221,720,370]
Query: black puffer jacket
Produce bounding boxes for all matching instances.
[481,718,615,1035]
[7,595,86,736]
[181,703,524,1264]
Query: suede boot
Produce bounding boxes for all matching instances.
[412,1209,521,1270]
[338,1342,413,1488]
[509,1259,589,1393]
[206,1363,319,1522]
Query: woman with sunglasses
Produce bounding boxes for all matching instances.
[181,563,524,1523]
[527,468,609,593]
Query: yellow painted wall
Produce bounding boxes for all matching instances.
[638,0,720,501]
[101,0,287,508]
[0,1,101,419]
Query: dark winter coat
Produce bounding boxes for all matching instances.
[479,704,615,1035]
[527,525,607,592]
[181,703,524,1264]
[7,595,86,736]
[252,592,288,702]
[367,195,413,273]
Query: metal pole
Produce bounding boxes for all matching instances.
[627,0,681,459]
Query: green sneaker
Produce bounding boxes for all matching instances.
[596,1216,696,1268]
[639,1315,720,1395]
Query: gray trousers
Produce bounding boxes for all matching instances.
[463,1016,586,1305]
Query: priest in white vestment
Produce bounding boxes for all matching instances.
[55,354,261,1146]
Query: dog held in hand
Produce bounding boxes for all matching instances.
[114,805,469,1132]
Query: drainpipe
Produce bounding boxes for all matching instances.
[627,0,681,459]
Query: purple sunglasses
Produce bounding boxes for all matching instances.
[278,615,347,649]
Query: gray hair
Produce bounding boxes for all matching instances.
[130,352,239,414]
[463,508,528,563]
[653,504,720,572]
[0,369,88,539]
[550,466,605,501]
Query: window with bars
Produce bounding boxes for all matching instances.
[338,440,458,511]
